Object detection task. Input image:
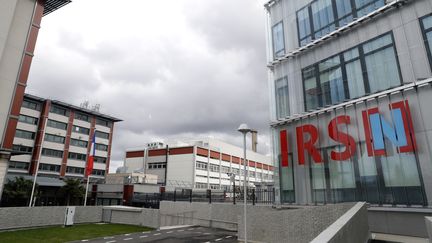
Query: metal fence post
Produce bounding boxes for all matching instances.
[209,189,212,204]
[174,190,177,202]
[252,189,255,205]
[190,189,192,203]
[233,186,236,205]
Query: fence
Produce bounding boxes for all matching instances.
[131,188,275,209]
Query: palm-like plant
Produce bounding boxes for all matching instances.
[59,179,85,206]
[2,177,36,206]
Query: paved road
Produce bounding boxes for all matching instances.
[69,226,238,243]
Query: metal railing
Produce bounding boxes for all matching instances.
[131,188,275,209]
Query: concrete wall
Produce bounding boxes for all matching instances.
[238,203,355,243]
[102,206,159,229]
[425,217,432,243]
[311,202,369,243]
[369,207,432,238]
[0,206,103,230]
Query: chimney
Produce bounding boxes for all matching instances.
[251,130,258,152]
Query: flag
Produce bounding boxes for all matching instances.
[86,131,96,177]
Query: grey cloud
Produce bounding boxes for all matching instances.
[29,0,271,172]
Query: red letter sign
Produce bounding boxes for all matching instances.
[328,116,356,160]
[280,130,289,167]
[296,124,322,164]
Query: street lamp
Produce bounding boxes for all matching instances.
[238,123,251,243]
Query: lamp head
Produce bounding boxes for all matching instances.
[237,123,251,134]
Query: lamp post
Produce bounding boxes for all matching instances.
[238,123,251,243]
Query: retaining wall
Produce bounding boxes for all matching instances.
[0,206,103,230]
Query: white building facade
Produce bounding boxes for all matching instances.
[124,138,274,190]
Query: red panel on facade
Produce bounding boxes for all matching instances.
[221,153,230,162]
[126,151,145,158]
[10,85,25,117]
[26,26,39,54]
[256,162,263,169]
[169,147,194,155]
[60,111,74,176]
[210,150,220,159]
[269,166,274,171]
[30,101,50,175]
[148,149,167,157]
[249,160,256,167]
[2,119,18,150]
[123,185,134,206]
[106,123,115,174]
[19,55,33,84]
[262,164,269,170]
[232,156,240,164]
[33,0,45,26]
[196,147,209,157]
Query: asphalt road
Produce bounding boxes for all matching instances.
[69,226,238,243]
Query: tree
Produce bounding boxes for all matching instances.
[2,177,36,207]
[59,178,85,206]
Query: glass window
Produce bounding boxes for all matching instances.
[95,131,109,139]
[73,125,90,135]
[275,77,289,119]
[9,161,29,170]
[96,118,111,127]
[95,143,108,151]
[44,134,65,144]
[15,129,35,140]
[92,169,105,176]
[47,119,67,130]
[302,32,401,110]
[50,105,68,116]
[70,139,88,148]
[22,99,41,111]
[94,156,107,164]
[39,163,61,172]
[311,0,335,38]
[42,148,63,158]
[297,0,385,46]
[272,21,285,58]
[12,145,33,153]
[355,0,385,17]
[363,35,400,93]
[75,112,90,122]
[68,152,87,161]
[420,14,432,70]
[18,115,38,125]
[196,161,208,171]
[66,166,84,174]
[303,67,320,111]
[297,7,312,46]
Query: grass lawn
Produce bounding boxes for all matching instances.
[0,223,153,243]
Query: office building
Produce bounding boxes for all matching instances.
[124,138,274,190]
[0,0,71,197]
[266,0,432,237]
[8,93,121,180]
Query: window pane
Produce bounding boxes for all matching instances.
[355,0,385,17]
[362,34,392,54]
[311,0,335,38]
[319,67,345,105]
[272,22,285,57]
[303,68,319,110]
[365,47,400,93]
[275,77,289,119]
[297,7,312,44]
[423,16,432,30]
[345,60,365,98]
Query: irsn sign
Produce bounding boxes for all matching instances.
[280,100,416,167]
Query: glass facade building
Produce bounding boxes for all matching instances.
[265,0,432,207]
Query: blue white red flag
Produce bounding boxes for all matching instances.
[86,131,96,177]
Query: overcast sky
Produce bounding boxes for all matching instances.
[28,0,271,172]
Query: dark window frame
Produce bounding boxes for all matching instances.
[420,13,432,72]
[22,99,41,111]
[15,129,36,140]
[296,0,384,46]
[18,114,38,125]
[50,105,68,116]
[41,148,63,158]
[75,112,90,122]
[47,119,68,130]
[302,31,402,111]
[272,20,286,58]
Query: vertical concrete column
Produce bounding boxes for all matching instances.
[30,100,51,175]
[60,110,75,177]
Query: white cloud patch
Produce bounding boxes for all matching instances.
[28,0,271,172]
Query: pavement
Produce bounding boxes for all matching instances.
[69,226,238,243]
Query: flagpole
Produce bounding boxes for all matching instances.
[84,176,90,206]
[29,114,48,207]
[84,129,96,206]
